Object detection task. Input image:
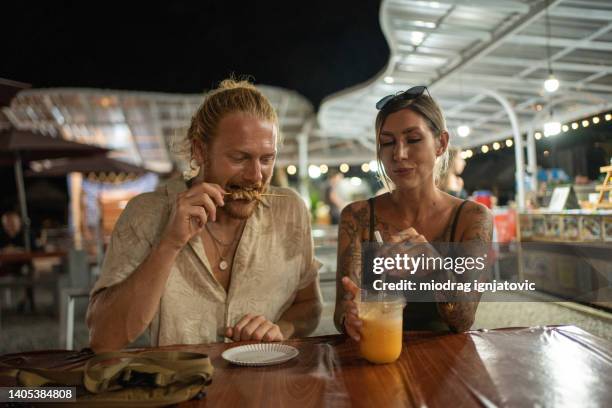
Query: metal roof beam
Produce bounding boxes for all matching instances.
[507,35,612,52]
[394,25,492,41]
[478,56,612,74]
[549,6,612,21]
[424,0,530,13]
[429,0,565,89]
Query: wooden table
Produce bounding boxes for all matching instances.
[1,325,611,407]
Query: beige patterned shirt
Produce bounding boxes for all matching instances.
[90,179,321,346]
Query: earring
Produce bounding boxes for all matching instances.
[183,158,201,180]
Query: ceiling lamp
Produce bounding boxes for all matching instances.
[543,1,560,93]
[544,75,560,93]
[457,125,470,138]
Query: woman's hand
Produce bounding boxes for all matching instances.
[341,277,363,341]
[379,228,440,277]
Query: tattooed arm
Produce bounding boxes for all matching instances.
[333,201,369,333]
[436,201,493,332]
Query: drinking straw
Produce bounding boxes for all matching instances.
[374,230,385,304]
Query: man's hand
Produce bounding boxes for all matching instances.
[225,314,284,342]
[160,182,226,250]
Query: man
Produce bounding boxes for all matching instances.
[87,79,322,351]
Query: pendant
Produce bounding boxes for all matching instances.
[219,259,229,271]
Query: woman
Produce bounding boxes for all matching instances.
[439,147,468,199]
[334,86,493,340]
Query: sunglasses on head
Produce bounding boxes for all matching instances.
[375,85,430,110]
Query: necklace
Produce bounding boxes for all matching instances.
[205,223,243,271]
[205,224,234,246]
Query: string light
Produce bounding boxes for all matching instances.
[582,120,589,127]
[361,163,370,172]
[492,142,500,150]
[339,163,349,173]
[534,132,542,140]
[592,116,600,124]
[481,145,489,153]
[319,164,328,174]
[544,121,561,137]
[605,114,611,121]
[368,160,378,172]
[571,122,578,130]
[506,139,513,147]
[561,125,569,132]
[286,165,297,175]
[308,165,321,179]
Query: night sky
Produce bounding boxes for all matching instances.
[2,0,388,107]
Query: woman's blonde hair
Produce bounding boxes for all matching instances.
[176,77,279,179]
[374,93,449,192]
[437,147,461,189]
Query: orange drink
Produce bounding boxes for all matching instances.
[358,299,405,364]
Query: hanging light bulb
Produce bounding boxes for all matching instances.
[457,125,470,138]
[543,1,559,93]
[544,74,559,93]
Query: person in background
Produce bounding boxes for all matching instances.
[334,86,493,339]
[439,147,468,199]
[0,211,35,311]
[87,79,322,351]
[0,211,25,252]
[324,171,346,224]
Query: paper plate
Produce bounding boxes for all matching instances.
[221,343,299,366]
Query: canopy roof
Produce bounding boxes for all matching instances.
[5,86,313,172]
[319,0,612,150]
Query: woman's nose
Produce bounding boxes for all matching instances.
[393,142,409,161]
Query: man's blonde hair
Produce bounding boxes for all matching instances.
[187,78,279,147]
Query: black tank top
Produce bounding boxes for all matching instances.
[367,197,468,332]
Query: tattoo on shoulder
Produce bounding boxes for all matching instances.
[462,203,493,243]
